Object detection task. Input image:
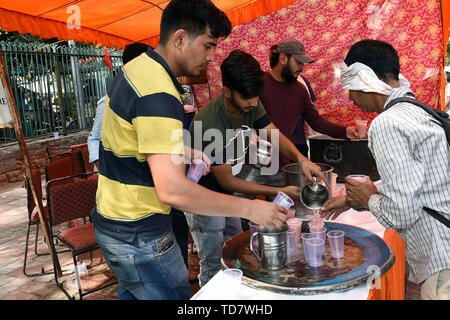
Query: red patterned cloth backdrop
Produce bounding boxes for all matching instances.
[192,0,443,128]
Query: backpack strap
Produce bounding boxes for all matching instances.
[384,97,450,145]
[423,207,450,229]
[385,97,450,228]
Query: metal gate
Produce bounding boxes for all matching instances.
[0,41,123,144]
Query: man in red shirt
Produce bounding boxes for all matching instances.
[236,39,358,193]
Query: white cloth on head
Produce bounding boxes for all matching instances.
[340,62,410,95]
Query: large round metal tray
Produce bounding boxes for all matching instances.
[221,222,395,295]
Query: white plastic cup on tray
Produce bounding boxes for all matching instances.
[301,233,319,262]
[310,225,327,244]
[187,160,207,183]
[327,230,345,258]
[273,191,294,210]
[304,238,325,267]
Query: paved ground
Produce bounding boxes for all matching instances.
[0,180,420,300]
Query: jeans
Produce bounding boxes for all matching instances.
[94,226,191,300]
[184,213,242,287]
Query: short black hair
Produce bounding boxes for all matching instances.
[221,49,265,99]
[344,39,400,82]
[159,0,232,45]
[122,42,151,64]
[446,71,450,83]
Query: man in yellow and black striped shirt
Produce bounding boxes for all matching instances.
[92,0,288,300]
[93,48,186,240]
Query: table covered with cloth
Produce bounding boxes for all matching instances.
[191,208,405,300]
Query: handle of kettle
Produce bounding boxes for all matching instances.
[323,143,343,164]
[249,232,261,261]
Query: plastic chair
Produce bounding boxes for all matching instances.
[46,172,116,300]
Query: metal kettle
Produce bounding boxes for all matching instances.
[300,178,330,210]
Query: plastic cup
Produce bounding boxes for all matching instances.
[249,221,261,247]
[287,209,296,219]
[310,211,322,221]
[308,220,324,228]
[223,268,243,291]
[186,160,207,183]
[301,233,319,262]
[356,120,368,138]
[287,218,302,244]
[304,238,325,267]
[286,227,297,263]
[273,191,294,210]
[249,221,261,235]
[310,226,327,252]
[327,230,345,258]
[347,174,368,183]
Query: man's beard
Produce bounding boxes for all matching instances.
[281,62,297,83]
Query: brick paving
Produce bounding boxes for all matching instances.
[0,180,420,300]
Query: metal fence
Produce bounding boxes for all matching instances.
[0,41,123,145]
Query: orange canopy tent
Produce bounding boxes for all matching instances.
[0,0,448,107]
[0,0,299,49]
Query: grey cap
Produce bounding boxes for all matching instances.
[277,38,314,64]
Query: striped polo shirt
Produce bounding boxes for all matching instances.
[91,48,185,241]
[368,87,450,284]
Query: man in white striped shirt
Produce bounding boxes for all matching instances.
[320,39,450,300]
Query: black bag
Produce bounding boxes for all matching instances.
[385,96,450,228]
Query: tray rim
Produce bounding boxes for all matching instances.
[221,221,396,295]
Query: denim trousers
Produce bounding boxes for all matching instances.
[94,226,191,300]
[184,213,242,287]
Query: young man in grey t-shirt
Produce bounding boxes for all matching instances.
[186,49,326,287]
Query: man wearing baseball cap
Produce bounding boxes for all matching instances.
[236,38,358,193]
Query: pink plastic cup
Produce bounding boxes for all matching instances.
[347,174,368,183]
[287,218,302,244]
[356,120,368,138]
[287,209,296,219]
[286,227,297,263]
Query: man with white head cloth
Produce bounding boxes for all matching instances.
[319,39,450,300]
